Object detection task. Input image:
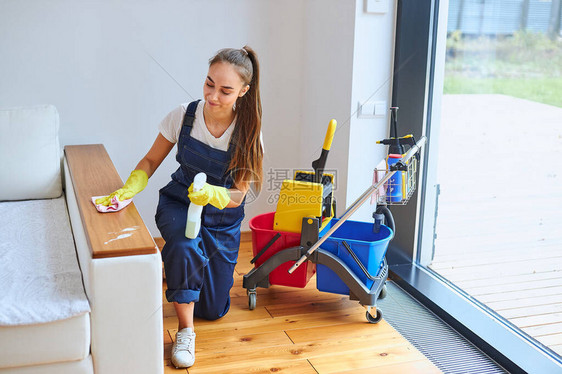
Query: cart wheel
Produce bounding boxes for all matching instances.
[248,291,257,310]
[366,309,383,324]
[379,284,388,300]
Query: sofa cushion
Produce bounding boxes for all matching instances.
[0,105,62,201]
[0,313,90,369]
[0,197,90,326]
[0,355,93,374]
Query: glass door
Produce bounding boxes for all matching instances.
[427,0,562,357]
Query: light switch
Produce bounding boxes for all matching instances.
[374,101,387,117]
[365,0,388,14]
[358,101,376,119]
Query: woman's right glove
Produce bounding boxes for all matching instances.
[95,169,148,206]
[188,183,231,210]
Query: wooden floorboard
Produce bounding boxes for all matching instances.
[429,94,562,359]
[158,238,440,373]
[336,360,443,373]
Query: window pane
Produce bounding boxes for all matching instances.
[430,0,562,357]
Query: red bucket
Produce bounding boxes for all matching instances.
[249,212,315,288]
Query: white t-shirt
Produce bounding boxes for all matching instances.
[158,101,236,151]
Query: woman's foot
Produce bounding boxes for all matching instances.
[171,327,196,368]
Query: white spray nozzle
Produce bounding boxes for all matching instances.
[193,172,207,192]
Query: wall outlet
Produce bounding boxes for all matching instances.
[365,0,388,14]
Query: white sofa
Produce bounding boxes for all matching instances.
[0,105,163,373]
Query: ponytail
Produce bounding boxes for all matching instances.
[209,46,263,191]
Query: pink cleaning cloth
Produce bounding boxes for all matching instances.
[91,195,133,213]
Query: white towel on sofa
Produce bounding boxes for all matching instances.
[0,197,90,326]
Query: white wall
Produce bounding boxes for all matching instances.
[347,0,397,221]
[299,0,397,223]
[0,0,396,234]
[299,0,355,222]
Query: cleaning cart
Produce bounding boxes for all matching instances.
[243,118,426,323]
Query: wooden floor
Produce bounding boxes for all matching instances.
[430,94,562,357]
[157,238,440,373]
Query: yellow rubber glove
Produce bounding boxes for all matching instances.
[188,183,231,210]
[95,169,148,206]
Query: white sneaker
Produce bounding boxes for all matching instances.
[171,327,196,368]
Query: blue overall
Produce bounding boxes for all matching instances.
[156,100,244,320]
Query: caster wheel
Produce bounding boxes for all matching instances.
[248,291,257,310]
[366,309,383,324]
[379,285,388,300]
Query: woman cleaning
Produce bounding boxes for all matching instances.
[96,46,263,368]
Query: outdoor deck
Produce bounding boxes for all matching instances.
[429,94,562,357]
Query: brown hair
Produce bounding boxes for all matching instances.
[209,45,263,191]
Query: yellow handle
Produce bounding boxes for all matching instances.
[322,119,337,151]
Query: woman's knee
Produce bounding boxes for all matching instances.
[194,299,230,321]
[198,311,222,321]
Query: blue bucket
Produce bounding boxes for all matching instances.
[316,219,394,295]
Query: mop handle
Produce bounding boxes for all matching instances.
[322,119,337,151]
[287,136,427,274]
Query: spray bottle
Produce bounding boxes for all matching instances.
[376,107,417,203]
[185,172,206,239]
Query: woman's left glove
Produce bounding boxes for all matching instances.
[188,183,231,210]
[95,170,148,206]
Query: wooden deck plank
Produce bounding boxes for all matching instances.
[535,334,562,347]
[499,303,562,319]
[455,271,562,290]
[434,227,562,246]
[475,285,562,304]
[485,294,562,311]
[522,322,562,337]
[431,249,562,271]
[434,258,562,281]
[433,243,562,262]
[461,276,562,295]
[511,313,562,329]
